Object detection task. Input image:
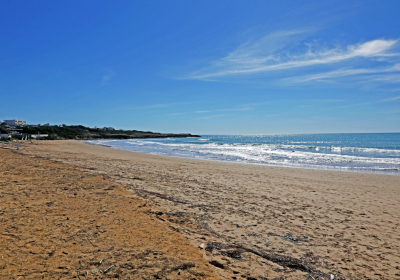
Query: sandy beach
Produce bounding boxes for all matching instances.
[0,145,219,280]
[3,140,400,279]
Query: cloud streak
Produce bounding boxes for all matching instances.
[195,107,251,113]
[288,64,400,82]
[381,95,400,102]
[108,102,192,112]
[194,114,228,120]
[184,31,398,81]
[101,69,116,86]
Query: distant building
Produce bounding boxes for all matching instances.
[103,127,115,131]
[31,134,49,139]
[42,123,51,126]
[4,119,26,126]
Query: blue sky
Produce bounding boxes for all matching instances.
[1,0,400,134]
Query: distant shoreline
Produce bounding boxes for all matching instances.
[2,123,201,140]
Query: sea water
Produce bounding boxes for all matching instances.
[85,133,400,175]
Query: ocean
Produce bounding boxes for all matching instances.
[85,133,400,175]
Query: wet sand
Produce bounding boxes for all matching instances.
[9,140,400,279]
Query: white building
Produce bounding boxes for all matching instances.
[31,134,49,139]
[0,133,10,139]
[4,119,26,126]
[103,127,115,131]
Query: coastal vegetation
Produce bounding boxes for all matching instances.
[0,123,198,140]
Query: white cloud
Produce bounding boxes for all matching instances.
[168,113,185,116]
[101,69,116,85]
[108,102,192,112]
[349,40,398,57]
[315,99,345,103]
[196,108,251,113]
[289,64,400,82]
[220,107,252,112]
[372,74,400,84]
[194,114,228,120]
[184,32,398,80]
[381,95,400,102]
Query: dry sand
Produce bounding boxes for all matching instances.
[4,140,400,279]
[0,146,219,280]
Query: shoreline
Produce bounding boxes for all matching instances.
[83,140,400,176]
[15,140,400,279]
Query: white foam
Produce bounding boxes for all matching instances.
[85,138,400,175]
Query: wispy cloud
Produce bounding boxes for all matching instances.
[101,69,115,85]
[314,99,345,103]
[338,102,371,109]
[372,74,400,84]
[288,64,400,82]
[195,107,251,113]
[168,112,185,116]
[192,107,252,120]
[194,114,228,120]
[108,102,191,112]
[381,95,400,102]
[118,104,171,110]
[183,30,398,81]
